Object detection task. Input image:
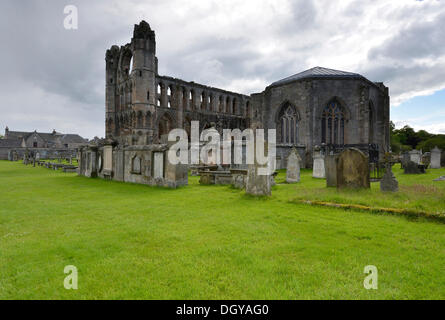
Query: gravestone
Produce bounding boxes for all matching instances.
[324,154,338,187]
[7,150,13,161]
[409,150,421,165]
[35,152,40,161]
[336,148,370,189]
[403,160,425,174]
[430,146,441,169]
[245,142,271,196]
[286,148,301,183]
[433,176,445,181]
[153,152,164,179]
[312,150,325,179]
[380,164,398,192]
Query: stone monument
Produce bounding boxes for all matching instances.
[246,142,271,196]
[312,149,325,179]
[430,146,441,169]
[380,164,398,192]
[336,148,370,189]
[286,148,301,183]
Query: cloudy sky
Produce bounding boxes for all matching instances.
[0,0,444,139]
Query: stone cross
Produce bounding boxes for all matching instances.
[380,156,398,192]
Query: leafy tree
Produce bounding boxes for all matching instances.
[417,135,445,152]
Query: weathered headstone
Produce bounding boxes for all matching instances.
[153,152,164,179]
[403,160,425,174]
[433,175,445,181]
[246,142,271,196]
[312,150,325,179]
[336,148,370,189]
[380,164,398,192]
[324,154,338,187]
[430,146,442,169]
[286,148,301,183]
[409,150,421,165]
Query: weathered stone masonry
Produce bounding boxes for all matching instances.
[77,20,390,187]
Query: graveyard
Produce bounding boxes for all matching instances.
[0,159,444,299]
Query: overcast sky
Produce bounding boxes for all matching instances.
[1,0,444,139]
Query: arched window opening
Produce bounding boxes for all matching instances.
[157,99,161,107]
[168,101,171,108]
[246,101,250,117]
[226,97,230,113]
[321,99,344,145]
[137,111,143,128]
[279,104,299,144]
[190,90,195,109]
[158,114,173,140]
[167,85,172,96]
[232,99,236,114]
[219,96,223,112]
[147,91,150,101]
[157,84,161,94]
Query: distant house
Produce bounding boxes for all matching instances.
[0,127,87,160]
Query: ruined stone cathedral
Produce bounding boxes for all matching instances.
[104,20,390,169]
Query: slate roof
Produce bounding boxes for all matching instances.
[270,66,366,86]
[3,130,86,146]
[0,138,22,148]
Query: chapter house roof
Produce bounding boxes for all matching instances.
[271,66,367,86]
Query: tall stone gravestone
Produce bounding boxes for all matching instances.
[312,150,325,179]
[380,164,398,192]
[430,146,442,169]
[336,148,370,189]
[246,142,271,196]
[325,154,338,187]
[409,150,421,165]
[286,148,301,183]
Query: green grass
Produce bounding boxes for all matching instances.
[0,160,444,299]
[277,165,445,218]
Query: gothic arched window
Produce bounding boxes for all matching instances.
[321,99,344,145]
[279,104,299,144]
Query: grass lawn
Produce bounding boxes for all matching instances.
[0,160,444,299]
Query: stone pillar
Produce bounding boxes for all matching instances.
[430,146,442,169]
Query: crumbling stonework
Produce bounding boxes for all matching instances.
[104,21,390,170]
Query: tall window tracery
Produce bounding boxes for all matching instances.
[321,99,344,144]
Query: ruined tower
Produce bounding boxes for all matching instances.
[105,21,158,145]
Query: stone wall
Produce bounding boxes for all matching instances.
[78,143,187,188]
